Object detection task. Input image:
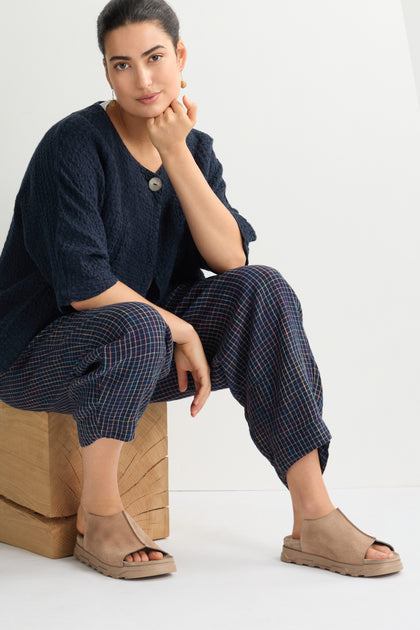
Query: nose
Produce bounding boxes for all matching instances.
[134,63,152,89]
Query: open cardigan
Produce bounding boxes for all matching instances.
[0,101,256,374]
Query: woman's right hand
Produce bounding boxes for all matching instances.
[173,325,211,418]
[70,280,210,415]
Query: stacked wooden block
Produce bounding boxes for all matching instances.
[0,400,169,558]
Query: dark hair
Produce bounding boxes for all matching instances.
[97,0,180,57]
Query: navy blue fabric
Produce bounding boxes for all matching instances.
[0,266,332,488]
[0,102,256,374]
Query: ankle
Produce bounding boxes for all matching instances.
[292,501,335,538]
[79,496,124,516]
[298,500,335,520]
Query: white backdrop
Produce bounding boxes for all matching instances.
[1,0,419,490]
[402,0,420,109]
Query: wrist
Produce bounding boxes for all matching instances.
[159,142,190,166]
[172,322,196,345]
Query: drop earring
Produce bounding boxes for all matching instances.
[110,89,117,107]
[180,71,187,89]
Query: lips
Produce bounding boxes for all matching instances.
[137,92,160,105]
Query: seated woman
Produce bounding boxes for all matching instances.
[0,0,402,579]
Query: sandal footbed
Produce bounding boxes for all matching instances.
[74,537,176,579]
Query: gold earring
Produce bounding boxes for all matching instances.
[180,72,187,89]
[110,89,117,107]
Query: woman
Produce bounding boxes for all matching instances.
[0,0,402,579]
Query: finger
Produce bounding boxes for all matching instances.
[149,113,164,129]
[191,387,210,417]
[182,95,197,125]
[165,101,180,119]
[163,105,175,122]
[170,98,186,112]
[190,372,211,416]
[176,365,189,392]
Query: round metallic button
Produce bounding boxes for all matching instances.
[149,177,162,192]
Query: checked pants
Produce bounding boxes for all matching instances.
[0,265,332,488]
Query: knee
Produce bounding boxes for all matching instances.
[89,302,171,353]
[233,265,302,312]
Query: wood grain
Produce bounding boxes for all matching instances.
[0,401,169,557]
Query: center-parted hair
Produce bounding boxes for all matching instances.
[97,0,180,56]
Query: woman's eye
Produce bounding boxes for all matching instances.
[115,62,129,71]
[150,54,163,62]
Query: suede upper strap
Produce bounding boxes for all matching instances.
[83,509,168,567]
[300,508,377,564]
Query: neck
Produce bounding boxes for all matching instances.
[110,101,154,147]
[106,100,162,170]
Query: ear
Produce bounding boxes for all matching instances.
[176,39,187,71]
[103,58,113,89]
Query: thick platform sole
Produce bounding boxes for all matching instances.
[281,545,403,577]
[74,541,177,579]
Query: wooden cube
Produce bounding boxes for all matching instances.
[0,400,169,558]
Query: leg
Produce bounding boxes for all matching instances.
[0,302,174,444]
[76,438,163,562]
[287,449,335,537]
[0,302,174,564]
[159,266,393,561]
[156,265,332,485]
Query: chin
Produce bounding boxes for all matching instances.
[133,100,167,118]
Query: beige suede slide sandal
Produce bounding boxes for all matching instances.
[73,507,176,579]
[281,507,403,577]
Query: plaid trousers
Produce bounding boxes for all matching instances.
[0,265,331,488]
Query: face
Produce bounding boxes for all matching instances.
[103,21,187,119]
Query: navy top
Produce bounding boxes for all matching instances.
[0,101,256,374]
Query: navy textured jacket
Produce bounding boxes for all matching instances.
[0,102,256,374]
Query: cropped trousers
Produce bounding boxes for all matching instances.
[0,265,332,488]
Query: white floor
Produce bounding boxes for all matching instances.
[0,487,418,630]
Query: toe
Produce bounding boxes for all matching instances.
[365,543,394,560]
[124,548,163,562]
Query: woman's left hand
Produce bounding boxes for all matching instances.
[146,95,197,156]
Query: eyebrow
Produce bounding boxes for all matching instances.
[109,45,166,62]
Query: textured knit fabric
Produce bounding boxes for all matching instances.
[0,101,256,374]
[0,265,332,488]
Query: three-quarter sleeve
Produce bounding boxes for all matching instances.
[19,119,119,311]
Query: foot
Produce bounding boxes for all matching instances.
[292,507,394,560]
[76,503,164,563]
